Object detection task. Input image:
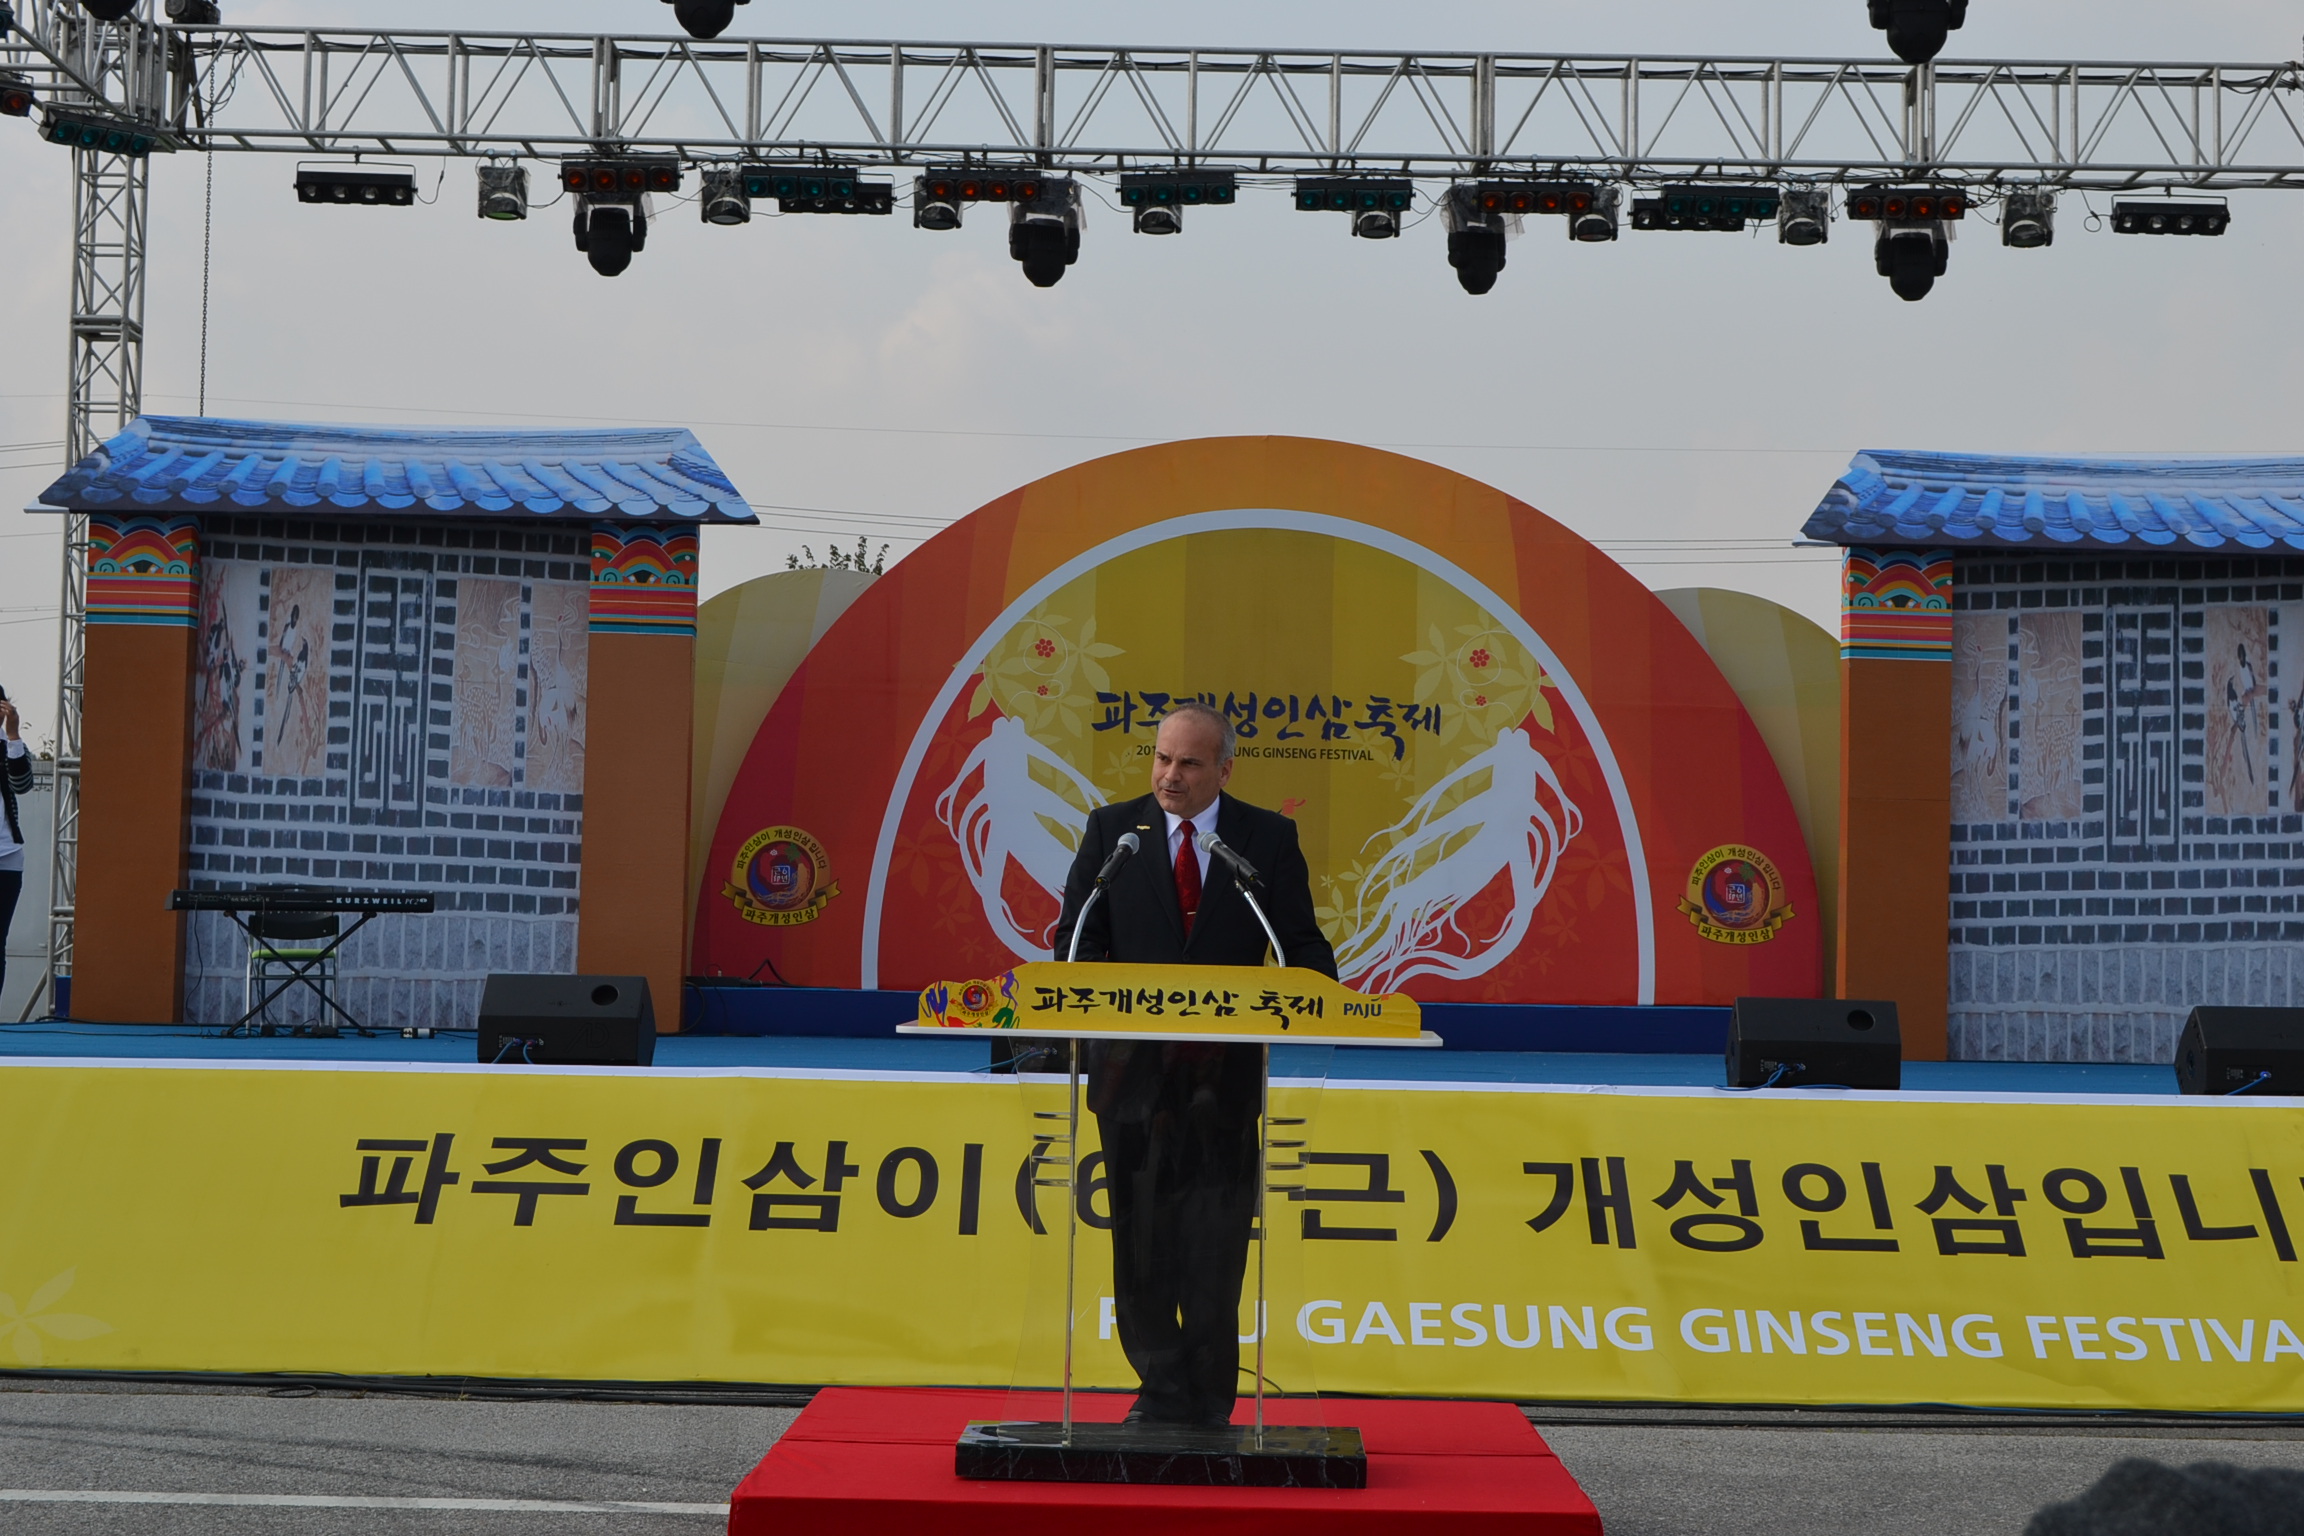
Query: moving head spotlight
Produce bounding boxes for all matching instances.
[77,0,137,21]
[1009,179,1081,288]
[1875,227,1947,300]
[665,0,746,40]
[1443,185,1514,294]
[574,201,645,277]
[1869,0,1967,65]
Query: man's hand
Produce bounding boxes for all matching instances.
[0,697,18,740]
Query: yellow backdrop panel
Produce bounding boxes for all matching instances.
[3,1062,2300,1412]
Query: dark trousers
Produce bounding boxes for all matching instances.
[0,868,19,1001]
[1094,1042,1261,1425]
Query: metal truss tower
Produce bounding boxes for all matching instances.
[3,0,166,1015]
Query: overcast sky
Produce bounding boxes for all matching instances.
[5,0,2303,751]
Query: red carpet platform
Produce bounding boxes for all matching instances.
[729,1387,1603,1535]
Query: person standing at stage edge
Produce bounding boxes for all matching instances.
[0,685,33,1004]
[1051,700,1338,1431]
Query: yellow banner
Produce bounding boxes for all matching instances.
[915,962,1423,1040]
[4,1062,2302,1411]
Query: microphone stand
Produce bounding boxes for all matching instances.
[1054,832,1131,1443]
[1230,871,1284,1449]
[1236,879,1286,970]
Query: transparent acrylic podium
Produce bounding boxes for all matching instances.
[903,961,1439,1487]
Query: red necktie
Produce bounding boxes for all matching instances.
[1174,819,1202,935]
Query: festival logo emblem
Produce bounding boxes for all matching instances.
[725,826,840,927]
[918,972,1020,1030]
[1679,844,1792,945]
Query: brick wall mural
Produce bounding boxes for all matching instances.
[1947,554,2304,1062]
[180,517,591,1030]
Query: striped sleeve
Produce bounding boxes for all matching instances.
[2,746,32,795]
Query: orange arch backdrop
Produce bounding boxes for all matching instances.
[694,438,1820,1007]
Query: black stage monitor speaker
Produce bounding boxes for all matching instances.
[1727,997,1901,1089]
[478,974,656,1065]
[2175,1007,2304,1095]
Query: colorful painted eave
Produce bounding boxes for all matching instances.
[1802,450,2304,552]
[26,416,760,525]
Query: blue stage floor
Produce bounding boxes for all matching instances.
[0,1023,2179,1094]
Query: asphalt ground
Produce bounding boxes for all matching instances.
[7,1378,2304,1534]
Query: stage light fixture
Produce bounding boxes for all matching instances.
[0,71,33,119]
[1442,184,1514,295]
[41,107,157,157]
[163,0,221,21]
[1008,177,1081,288]
[560,155,682,199]
[700,166,749,225]
[2000,188,2054,248]
[1118,168,1236,235]
[1845,185,1968,222]
[913,174,963,230]
[1459,180,1600,221]
[1869,0,1967,65]
[738,164,893,215]
[2110,199,2228,236]
[1631,185,1782,232]
[1851,184,1962,300]
[1569,186,1621,242]
[1777,186,1831,245]
[76,0,136,21]
[1293,177,1415,238]
[295,165,416,206]
[476,163,528,221]
[576,201,639,276]
[664,0,747,40]
[917,166,1046,206]
[1875,226,1948,300]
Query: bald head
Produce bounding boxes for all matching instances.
[1151,705,1233,820]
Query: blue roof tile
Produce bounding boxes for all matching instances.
[1802,450,2304,552]
[27,416,759,525]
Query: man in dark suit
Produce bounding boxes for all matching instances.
[1051,700,1337,1429]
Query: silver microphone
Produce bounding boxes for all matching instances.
[1196,829,1263,888]
[1093,830,1141,885]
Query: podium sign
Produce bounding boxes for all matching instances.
[907,962,1434,1047]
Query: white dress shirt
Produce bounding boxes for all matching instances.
[1161,799,1216,887]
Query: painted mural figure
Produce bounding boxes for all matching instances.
[2205,608,2270,815]
[1331,726,1581,993]
[264,569,335,779]
[935,714,1106,960]
[192,602,246,773]
[2227,647,2260,784]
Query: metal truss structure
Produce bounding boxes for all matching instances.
[103,28,2304,190]
[3,2,165,1017]
[9,4,2304,1014]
